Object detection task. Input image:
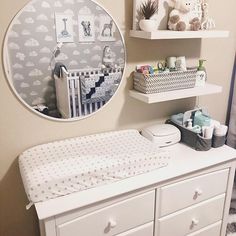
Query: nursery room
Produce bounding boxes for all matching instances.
[0,0,236,235]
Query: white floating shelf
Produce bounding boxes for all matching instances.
[130,30,229,40]
[129,83,222,104]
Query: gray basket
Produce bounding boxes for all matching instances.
[133,69,197,94]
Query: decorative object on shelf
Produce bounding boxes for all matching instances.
[166,56,186,71]
[139,0,158,32]
[175,56,187,71]
[195,59,207,86]
[55,14,74,43]
[167,57,177,71]
[168,0,201,31]
[192,0,202,21]
[102,46,116,68]
[133,0,170,31]
[201,0,216,30]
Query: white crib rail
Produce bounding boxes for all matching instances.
[54,67,123,119]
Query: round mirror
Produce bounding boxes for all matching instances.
[4,0,125,121]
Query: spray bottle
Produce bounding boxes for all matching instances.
[195,59,207,87]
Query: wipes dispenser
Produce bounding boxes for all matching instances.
[141,124,181,147]
[195,59,207,87]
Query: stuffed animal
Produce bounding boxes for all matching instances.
[168,0,201,31]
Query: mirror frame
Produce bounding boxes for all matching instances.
[3,0,126,122]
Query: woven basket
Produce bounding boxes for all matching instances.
[133,69,197,94]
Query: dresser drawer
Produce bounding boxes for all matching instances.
[160,169,229,216]
[116,222,153,236]
[56,191,155,236]
[187,221,221,236]
[158,194,225,236]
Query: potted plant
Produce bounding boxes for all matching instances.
[139,0,158,32]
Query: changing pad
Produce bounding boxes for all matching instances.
[19,130,170,204]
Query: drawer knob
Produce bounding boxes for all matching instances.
[191,218,199,228]
[108,219,117,229]
[194,189,203,199]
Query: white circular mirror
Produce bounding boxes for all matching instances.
[4,0,126,121]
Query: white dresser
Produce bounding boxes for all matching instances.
[36,144,236,236]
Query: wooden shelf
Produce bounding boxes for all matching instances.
[129,83,222,104]
[130,30,229,40]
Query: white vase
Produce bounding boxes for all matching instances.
[139,19,157,32]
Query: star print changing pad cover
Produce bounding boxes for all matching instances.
[19,129,170,203]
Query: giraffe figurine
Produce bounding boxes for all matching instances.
[201,0,215,30]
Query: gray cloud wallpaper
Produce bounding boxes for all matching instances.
[5,0,125,119]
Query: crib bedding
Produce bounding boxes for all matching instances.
[19,129,170,204]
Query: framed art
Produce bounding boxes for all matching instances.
[78,15,95,42]
[99,15,115,41]
[55,14,74,43]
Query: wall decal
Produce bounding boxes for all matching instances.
[44,35,54,41]
[24,38,39,47]
[78,15,95,42]
[29,51,38,57]
[37,14,49,21]
[41,1,51,8]
[8,42,20,50]
[13,63,23,69]
[26,62,35,67]
[21,30,31,35]
[36,25,49,33]
[16,53,26,61]
[14,73,24,80]
[40,47,51,53]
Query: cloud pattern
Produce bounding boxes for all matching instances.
[7,0,125,113]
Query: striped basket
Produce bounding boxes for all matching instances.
[133,69,197,94]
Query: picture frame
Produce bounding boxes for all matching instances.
[98,15,116,42]
[78,15,95,42]
[55,13,74,43]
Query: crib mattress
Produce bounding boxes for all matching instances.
[19,130,170,204]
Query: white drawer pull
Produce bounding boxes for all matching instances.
[108,219,117,229]
[191,218,199,229]
[194,189,203,199]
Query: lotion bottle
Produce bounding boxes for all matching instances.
[195,59,207,87]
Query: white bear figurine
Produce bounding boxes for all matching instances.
[168,0,201,31]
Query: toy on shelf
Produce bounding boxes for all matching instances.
[168,0,201,31]
[201,0,216,30]
[138,0,158,32]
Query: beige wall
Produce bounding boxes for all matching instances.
[0,0,236,235]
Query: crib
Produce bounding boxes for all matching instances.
[54,67,123,119]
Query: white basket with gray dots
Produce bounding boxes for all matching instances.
[133,69,197,94]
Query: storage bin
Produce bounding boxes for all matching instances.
[166,120,212,151]
[133,69,197,94]
[212,135,226,148]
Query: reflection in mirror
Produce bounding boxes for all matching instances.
[4,0,125,120]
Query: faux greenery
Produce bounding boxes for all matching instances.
[140,0,158,20]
